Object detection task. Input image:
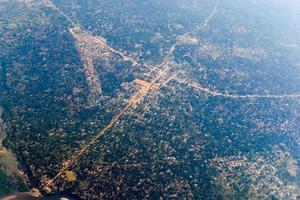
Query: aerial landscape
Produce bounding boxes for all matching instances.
[1,0,300,199]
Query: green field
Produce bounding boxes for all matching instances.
[0,166,27,197]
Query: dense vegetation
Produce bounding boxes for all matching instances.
[1,0,300,199]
